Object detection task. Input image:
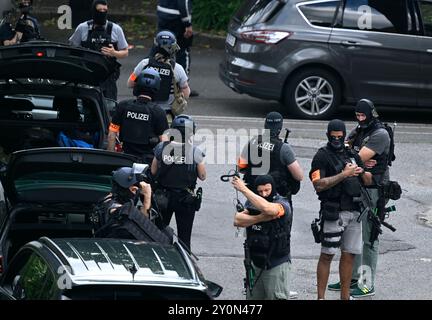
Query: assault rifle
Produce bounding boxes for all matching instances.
[243,240,255,296]
[356,185,396,248]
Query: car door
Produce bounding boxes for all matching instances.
[416,0,432,106]
[329,0,420,106]
[0,249,58,300]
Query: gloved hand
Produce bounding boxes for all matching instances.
[14,18,27,33]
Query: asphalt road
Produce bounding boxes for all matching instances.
[117,47,432,300]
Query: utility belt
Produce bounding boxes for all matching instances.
[154,186,203,213]
[320,199,359,221]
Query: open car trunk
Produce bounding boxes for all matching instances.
[0,148,139,265]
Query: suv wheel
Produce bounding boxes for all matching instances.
[284,68,341,120]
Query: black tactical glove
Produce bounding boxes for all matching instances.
[14,18,27,33]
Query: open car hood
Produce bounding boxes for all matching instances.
[3,148,139,205]
[0,42,119,86]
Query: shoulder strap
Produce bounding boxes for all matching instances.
[106,21,113,37]
[320,147,344,173]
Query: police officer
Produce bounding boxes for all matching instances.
[239,112,303,208]
[328,99,391,297]
[0,0,41,45]
[150,115,206,250]
[107,68,169,164]
[232,174,292,300]
[310,119,372,300]
[156,0,198,97]
[68,0,128,100]
[95,165,172,244]
[127,30,190,117]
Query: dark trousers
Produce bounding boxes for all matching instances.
[158,19,192,75]
[101,73,118,101]
[161,191,196,250]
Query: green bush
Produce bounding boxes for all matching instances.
[194,0,244,32]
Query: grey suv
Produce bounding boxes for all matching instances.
[220,0,432,119]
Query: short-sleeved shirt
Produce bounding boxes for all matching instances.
[110,99,168,156]
[68,20,128,50]
[349,127,390,156]
[130,58,188,105]
[309,147,364,202]
[349,126,390,182]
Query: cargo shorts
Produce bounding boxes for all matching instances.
[321,210,362,255]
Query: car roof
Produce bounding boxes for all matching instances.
[40,238,204,288]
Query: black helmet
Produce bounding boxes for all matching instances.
[154,30,180,58]
[133,68,161,97]
[171,114,196,134]
[264,111,283,136]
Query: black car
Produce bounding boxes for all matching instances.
[0,41,119,155]
[0,147,139,271]
[0,237,222,300]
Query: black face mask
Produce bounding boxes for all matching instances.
[93,11,107,25]
[328,136,344,151]
[19,4,32,14]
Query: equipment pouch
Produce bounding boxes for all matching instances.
[342,177,361,197]
[384,181,402,200]
[154,189,169,213]
[311,218,322,243]
[321,202,340,221]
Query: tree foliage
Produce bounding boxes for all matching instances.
[193,0,244,31]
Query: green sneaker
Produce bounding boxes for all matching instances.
[328,280,358,291]
[351,286,375,298]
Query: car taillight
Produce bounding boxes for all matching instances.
[36,51,44,57]
[240,30,291,44]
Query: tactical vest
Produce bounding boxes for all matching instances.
[95,199,172,244]
[81,21,118,52]
[318,146,362,211]
[144,57,174,102]
[119,100,155,145]
[158,141,198,190]
[244,136,299,196]
[246,195,291,269]
[351,120,389,178]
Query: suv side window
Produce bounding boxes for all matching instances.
[299,0,341,28]
[340,0,412,35]
[419,1,432,36]
[12,253,56,300]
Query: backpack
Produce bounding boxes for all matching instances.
[382,123,396,166]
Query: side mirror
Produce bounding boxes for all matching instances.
[105,98,118,117]
[205,280,223,298]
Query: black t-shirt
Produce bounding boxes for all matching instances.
[309,147,364,202]
[112,99,168,156]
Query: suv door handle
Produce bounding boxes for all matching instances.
[427,49,432,53]
[341,40,359,46]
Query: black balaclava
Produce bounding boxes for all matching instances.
[254,175,277,202]
[92,0,108,26]
[111,181,139,205]
[326,119,346,152]
[264,111,283,138]
[18,0,32,14]
[355,98,378,129]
